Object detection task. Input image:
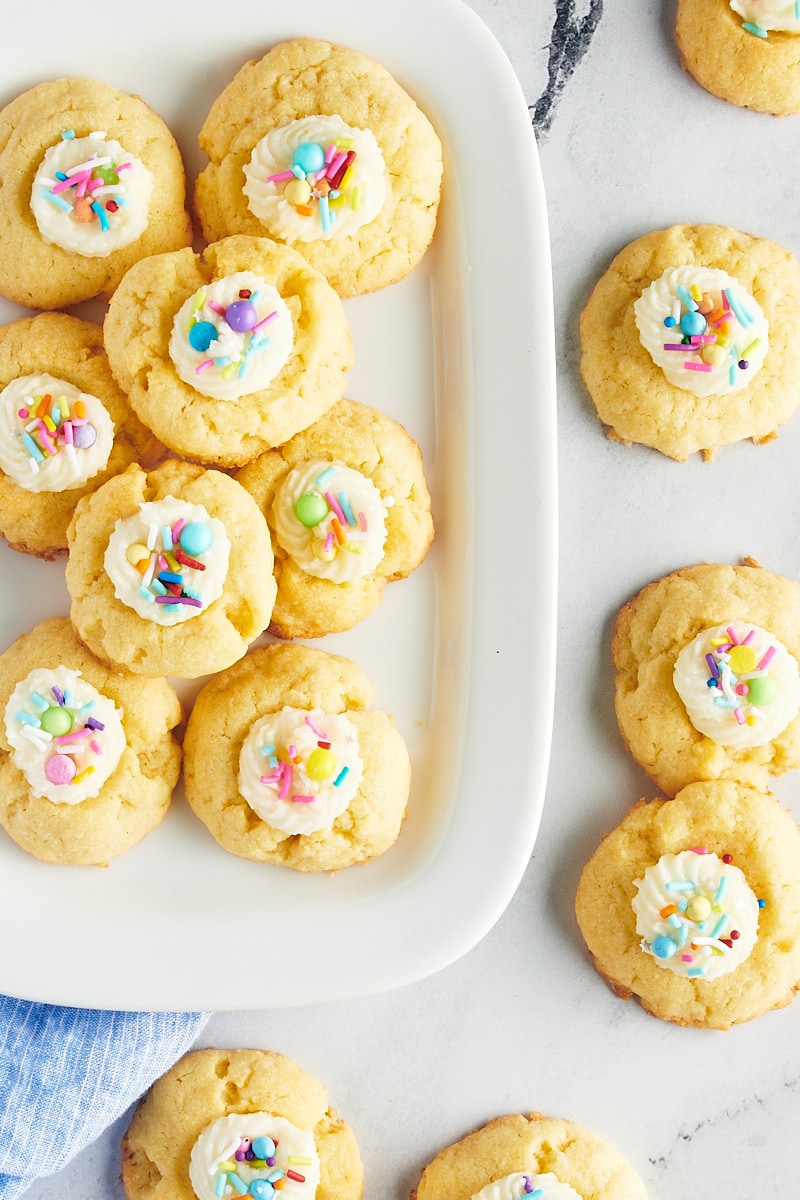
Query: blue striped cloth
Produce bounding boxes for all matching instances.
[0,998,208,1199]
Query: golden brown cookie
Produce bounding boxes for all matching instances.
[65,460,276,679]
[122,1048,363,1200]
[613,561,800,796]
[580,224,800,460]
[412,1112,648,1200]
[575,780,800,1029]
[183,642,411,872]
[103,234,353,467]
[194,38,443,297]
[0,312,164,558]
[0,617,181,866]
[237,399,433,639]
[676,0,800,115]
[0,77,192,309]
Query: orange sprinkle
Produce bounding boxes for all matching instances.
[659,904,677,918]
[36,394,51,418]
[75,400,86,419]
[135,558,150,574]
[331,516,345,545]
[296,204,313,216]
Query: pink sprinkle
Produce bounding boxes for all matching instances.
[117,161,133,172]
[55,729,91,745]
[690,847,709,855]
[260,774,281,785]
[324,143,336,164]
[288,745,297,758]
[358,511,368,531]
[267,170,295,183]
[684,362,713,373]
[758,645,776,670]
[172,517,186,538]
[90,740,102,755]
[63,421,74,446]
[18,408,29,420]
[207,300,226,315]
[279,762,291,800]
[86,177,104,192]
[742,629,756,645]
[681,955,694,962]
[726,626,740,644]
[158,555,168,571]
[324,491,347,525]
[305,714,328,739]
[323,531,334,553]
[195,359,214,374]
[252,310,278,334]
[690,335,716,344]
[291,795,316,803]
[37,422,56,454]
[326,150,347,179]
[733,707,745,725]
[52,174,84,194]
[712,311,732,327]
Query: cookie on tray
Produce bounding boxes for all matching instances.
[412,1112,648,1200]
[65,460,276,679]
[676,0,800,116]
[575,780,800,1029]
[237,399,433,639]
[580,223,800,460]
[0,312,164,559]
[613,561,800,797]
[121,1047,364,1200]
[184,642,411,872]
[103,234,353,467]
[0,77,192,310]
[194,37,443,297]
[0,617,181,866]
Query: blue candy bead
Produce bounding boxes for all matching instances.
[663,315,676,328]
[679,310,706,337]
[652,935,677,959]
[188,321,218,353]
[251,1137,276,1160]
[249,1181,275,1199]
[292,141,325,174]
[179,522,213,556]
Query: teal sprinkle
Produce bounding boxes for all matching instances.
[316,466,336,487]
[79,700,96,715]
[678,923,689,947]
[226,1174,249,1197]
[150,579,167,597]
[42,189,71,213]
[213,356,233,367]
[269,755,278,768]
[742,20,768,37]
[333,766,349,787]
[715,876,728,904]
[115,195,128,206]
[687,966,706,977]
[676,284,697,311]
[61,129,75,139]
[63,689,73,706]
[712,913,728,938]
[137,586,155,603]
[665,881,694,892]
[259,743,276,757]
[91,201,109,232]
[667,913,683,929]
[15,711,40,728]
[30,692,49,712]
[182,586,202,600]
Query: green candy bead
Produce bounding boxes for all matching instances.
[746,674,777,706]
[306,748,337,782]
[94,164,119,185]
[40,706,73,736]
[295,492,329,528]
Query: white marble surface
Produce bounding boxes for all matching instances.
[21,1,800,1197]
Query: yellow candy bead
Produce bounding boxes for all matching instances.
[306,748,337,782]
[728,644,757,674]
[126,542,150,566]
[686,896,711,923]
[701,343,726,368]
[284,178,312,206]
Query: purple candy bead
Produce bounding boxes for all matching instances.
[73,422,97,449]
[45,753,76,785]
[225,300,258,332]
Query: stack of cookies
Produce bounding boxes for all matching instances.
[0,39,441,871]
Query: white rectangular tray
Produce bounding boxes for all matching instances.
[0,0,557,1010]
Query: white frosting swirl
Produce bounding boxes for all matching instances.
[189,1112,320,1200]
[30,133,153,256]
[673,621,800,748]
[169,271,294,401]
[104,497,230,625]
[633,266,768,396]
[243,115,387,243]
[632,850,759,980]
[4,667,125,804]
[730,0,800,31]
[272,459,388,584]
[0,374,114,493]
[472,1172,580,1200]
[238,706,363,835]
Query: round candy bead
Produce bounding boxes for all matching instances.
[738,359,749,370]
[189,321,218,353]
[292,141,325,174]
[295,492,329,528]
[679,310,707,337]
[73,422,97,450]
[686,895,711,923]
[251,1137,276,1161]
[179,522,213,556]
[651,935,677,960]
[45,753,77,785]
[94,164,119,186]
[727,645,757,674]
[306,747,337,782]
[701,343,726,368]
[745,674,777,706]
[284,178,313,206]
[126,542,150,567]
[249,1181,275,1200]
[225,300,258,333]
[663,315,676,328]
[40,706,73,736]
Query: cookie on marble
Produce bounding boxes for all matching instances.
[676,0,800,115]
[412,1112,648,1200]
[184,642,410,872]
[0,77,192,310]
[580,224,800,460]
[613,561,800,796]
[575,780,800,1029]
[237,399,433,638]
[103,234,353,467]
[194,37,443,298]
[0,312,164,558]
[122,1047,363,1200]
[65,460,276,679]
[0,617,181,866]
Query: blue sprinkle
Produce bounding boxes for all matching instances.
[333,766,349,787]
[30,692,49,712]
[137,585,155,603]
[15,711,40,728]
[61,129,75,140]
[259,743,276,757]
[41,189,72,213]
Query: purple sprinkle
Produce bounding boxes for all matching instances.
[705,652,720,679]
[154,595,202,607]
[86,717,106,731]
[51,686,66,706]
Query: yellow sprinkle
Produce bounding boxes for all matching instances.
[73,765,96,785]
[350,186,361,212]
[340,166,355,190]
[222,362,237,380]
[690,283,703,302]
[335,137,356,149]
[57,394,70,418]
[165,551,180,572]
[42,414,57,433]
[329,194,346,208]
[741,338,761,358]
